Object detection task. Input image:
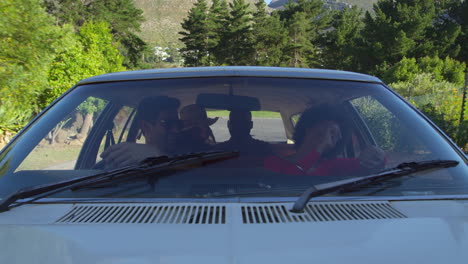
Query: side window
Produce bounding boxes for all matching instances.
[351,96,431,167]
[351,97,404,151]
[17,97,108,171]
[95,106,137,163]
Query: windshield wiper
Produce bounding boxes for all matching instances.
[0,150,239,213]
[290,159,459,213]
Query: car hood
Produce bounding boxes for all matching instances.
[1,200,468,263]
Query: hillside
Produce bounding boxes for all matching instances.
[134,0,258,47]
[269,0,378,13]
[133,0,377,47]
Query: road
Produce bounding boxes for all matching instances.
[210,117,286,142]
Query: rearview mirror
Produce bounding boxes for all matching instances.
[196,93,261,111]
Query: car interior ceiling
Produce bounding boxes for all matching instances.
[91,78,375,116]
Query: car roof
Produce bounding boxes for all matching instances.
[78,66,383,85]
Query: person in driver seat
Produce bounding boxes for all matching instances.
[264,105,385,176]
[100,96,182,167]
[215,109,272,158]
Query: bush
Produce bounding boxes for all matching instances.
[383,56,466,86]
[390,74,467,151]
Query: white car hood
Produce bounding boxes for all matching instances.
[1,200,468,264]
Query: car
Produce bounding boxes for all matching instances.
[0,66,467,263]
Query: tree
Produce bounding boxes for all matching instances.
[277,0,332,67]
[382,57,420,84]
[40,21,125,138]
[179,0,210,66]
[251,1,288,66]
[283,11,316,67]
[382,56,466,85]
[320,6,365,71]
[43,0,146,68]
[359,0,461,74]
[43,0,86,26]
[207,0,229,65]
[223,0,255,65]
[418,56,466,85]
[87,0,146,68]
[447,0,468,64]
[0,0,62,129]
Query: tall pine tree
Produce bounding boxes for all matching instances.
[179,0,210,66]
[223,0,255,65]
[284,11,316,67]
[252,0,288,66]
[207,0,229,65]
[320,6,365,71]
[359,0,461,74]
[278,0,332,67]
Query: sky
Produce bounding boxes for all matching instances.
[265,0,272,4]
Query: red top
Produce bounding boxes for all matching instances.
[264,151,362,176]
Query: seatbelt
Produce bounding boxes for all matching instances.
[104,129,116,150]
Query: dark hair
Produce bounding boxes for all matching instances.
[293,105,349,158]
[137,96,180,123]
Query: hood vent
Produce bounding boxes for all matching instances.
[242,202,406,224]
[56,204,226,224]
[55,201,405,225]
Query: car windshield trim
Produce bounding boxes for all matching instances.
[10,193,468,206]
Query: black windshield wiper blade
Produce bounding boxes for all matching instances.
[291,159,459,213]
[0,150,239,213]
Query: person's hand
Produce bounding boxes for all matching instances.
[100,142,164,168]
[358,146,386,171]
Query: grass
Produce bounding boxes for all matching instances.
[207,110,281,118]
[18,144,82,170]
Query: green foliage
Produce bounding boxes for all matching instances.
[382,57,419,84]
[383,56,466,85]
[448,0,468,64]
[390,73,455,97]
[87,0,146,68]
[207,0,229,65]
[43,0,146,68]
[0,0,63,130]
[278,0,332,68]
[418,103,467,150]
[389,73,467,149]
[321,6,364,70]
[252,3,288,66]
[223,0,255,65]
[179,0,255,66]
[179,0,210,66]
[283,11,316,67]
[77,97,107,116]
[360,0,461,73]
[418,56,466,85]
[40,21,125,109]
[352,97,403,151]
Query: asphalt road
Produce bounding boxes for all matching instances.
[210,117,286,143]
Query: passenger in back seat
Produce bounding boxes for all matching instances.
[175,104,218,153]
[215,109,272,161]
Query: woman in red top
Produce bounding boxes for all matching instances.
[264,105,385,176]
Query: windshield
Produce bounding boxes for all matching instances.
[0,77,466,200]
